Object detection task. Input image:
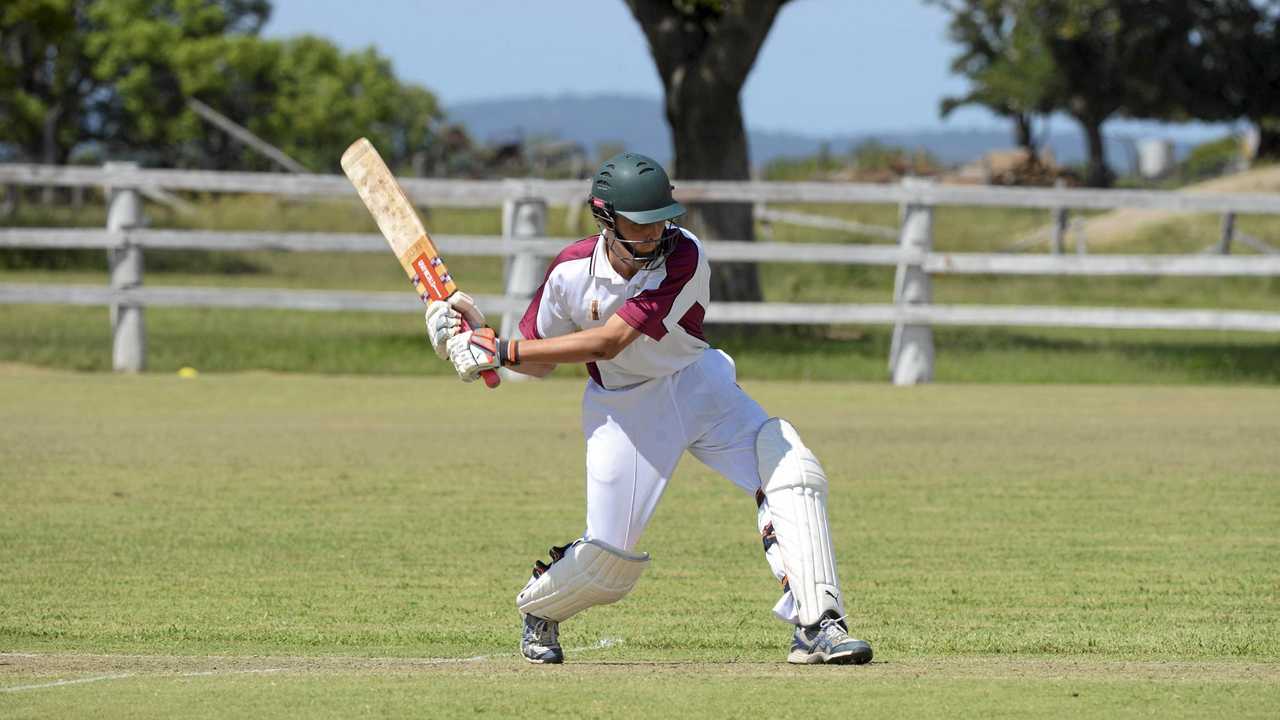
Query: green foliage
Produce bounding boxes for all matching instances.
[0,0,443,172]
[850,139,940,173]
[1185,0,1280,159]
[932,0,1060,154]
[932,1,1276,186]
[1177,135,1243,183]
[763,141,941,181]
[0,0,99,163]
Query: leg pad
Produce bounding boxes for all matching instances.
[757,418,844,627]
[516,538,650,622]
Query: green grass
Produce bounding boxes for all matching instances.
[2,304,1277,384]
[1,370,1277,716]
[5,671,1278,719]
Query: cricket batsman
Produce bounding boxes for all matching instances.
[425,153,873,666]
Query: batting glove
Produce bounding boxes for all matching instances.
[446,328,520,383]
[424,291,486,361]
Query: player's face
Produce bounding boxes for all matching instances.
[614,215,666,254]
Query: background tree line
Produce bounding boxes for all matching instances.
[934,0,1280,187]
[0,0,441,173]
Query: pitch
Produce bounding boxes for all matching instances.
[2,366,1277,717]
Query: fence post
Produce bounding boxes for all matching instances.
[889,177,935,385]
[1050,178,1068,254]
[501,196,548,379]
[755,201,774,242]
[0,185,16,218]
[1217,212,1236,255]
[105,161,146,373]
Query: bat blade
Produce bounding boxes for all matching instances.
[341,138,500,388]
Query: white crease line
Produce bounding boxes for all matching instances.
[415,636,624,665]
[0,638,625,690]
[1,673,135,693]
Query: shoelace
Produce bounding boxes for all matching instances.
[818,613,849,631]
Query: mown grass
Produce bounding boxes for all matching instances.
[1,370,1277,716]
[6,671,1279,719]
[2,305,1278,384]
[2,195,1278,383]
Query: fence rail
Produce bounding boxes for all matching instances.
[5,227,1280,276]
[5,284,1276,334]
[6,162,1280,212]
[3,162,1278,382]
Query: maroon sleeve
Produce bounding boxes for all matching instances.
[517,282,547,340]
[616,238,698,341]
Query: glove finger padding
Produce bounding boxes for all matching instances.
[448,291,486,330]
[425,300,463,360]
[447,327,500,382]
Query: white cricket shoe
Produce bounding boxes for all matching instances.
[787,612,873,665]
[521,614,564,664]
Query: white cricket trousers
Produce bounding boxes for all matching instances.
[581,348,768,550]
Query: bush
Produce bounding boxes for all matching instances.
[1178,135,1242,183]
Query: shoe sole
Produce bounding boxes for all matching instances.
[523,655,564,665]
[787,645,873,665]
[521,647,564,665]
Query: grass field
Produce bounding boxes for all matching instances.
[2,366,1277,717]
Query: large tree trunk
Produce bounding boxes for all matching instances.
[665,63,760,302]
[1077,115,1113,188]
[626,0,789,303]
[1013,113,1036,157]
[41,104,63,205]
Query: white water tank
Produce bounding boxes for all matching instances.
[1137,139,1175,179]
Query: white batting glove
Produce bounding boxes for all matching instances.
[446,328,501,383]
[424,292,486,360]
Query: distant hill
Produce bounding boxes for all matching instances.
[445,93,1193,173]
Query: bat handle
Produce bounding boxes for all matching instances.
[460,317,501,389]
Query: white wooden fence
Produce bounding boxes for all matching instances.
[2,162,1279,383]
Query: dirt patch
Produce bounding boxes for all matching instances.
[1081,165,1280,246]
[3,653,1277,684]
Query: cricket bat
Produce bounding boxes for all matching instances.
[341,137,500,388]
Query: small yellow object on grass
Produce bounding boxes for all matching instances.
[177,366,199,378]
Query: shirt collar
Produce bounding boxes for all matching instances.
[591,233,627,284]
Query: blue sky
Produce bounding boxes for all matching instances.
[264,0,1232,142]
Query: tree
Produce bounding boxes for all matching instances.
[1,1,443,173]
[0,1,100,167]
[933,0,1202,187]
[1022,0,1198,187]
[932,0,1060,159]
[252,38,441,172]
[0,0,271,167]
[83,0,272,167]
[1185,0,1280,161]
[625,0,790,303]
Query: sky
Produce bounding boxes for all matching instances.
[264,0,1233,142]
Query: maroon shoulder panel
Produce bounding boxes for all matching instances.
[518,236,597,340]
[615,237,699,341]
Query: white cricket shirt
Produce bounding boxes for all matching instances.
[518,229,710,389]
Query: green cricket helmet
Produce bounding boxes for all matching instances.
[588,153,686,269]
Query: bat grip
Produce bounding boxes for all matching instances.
[460,317,501,389]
